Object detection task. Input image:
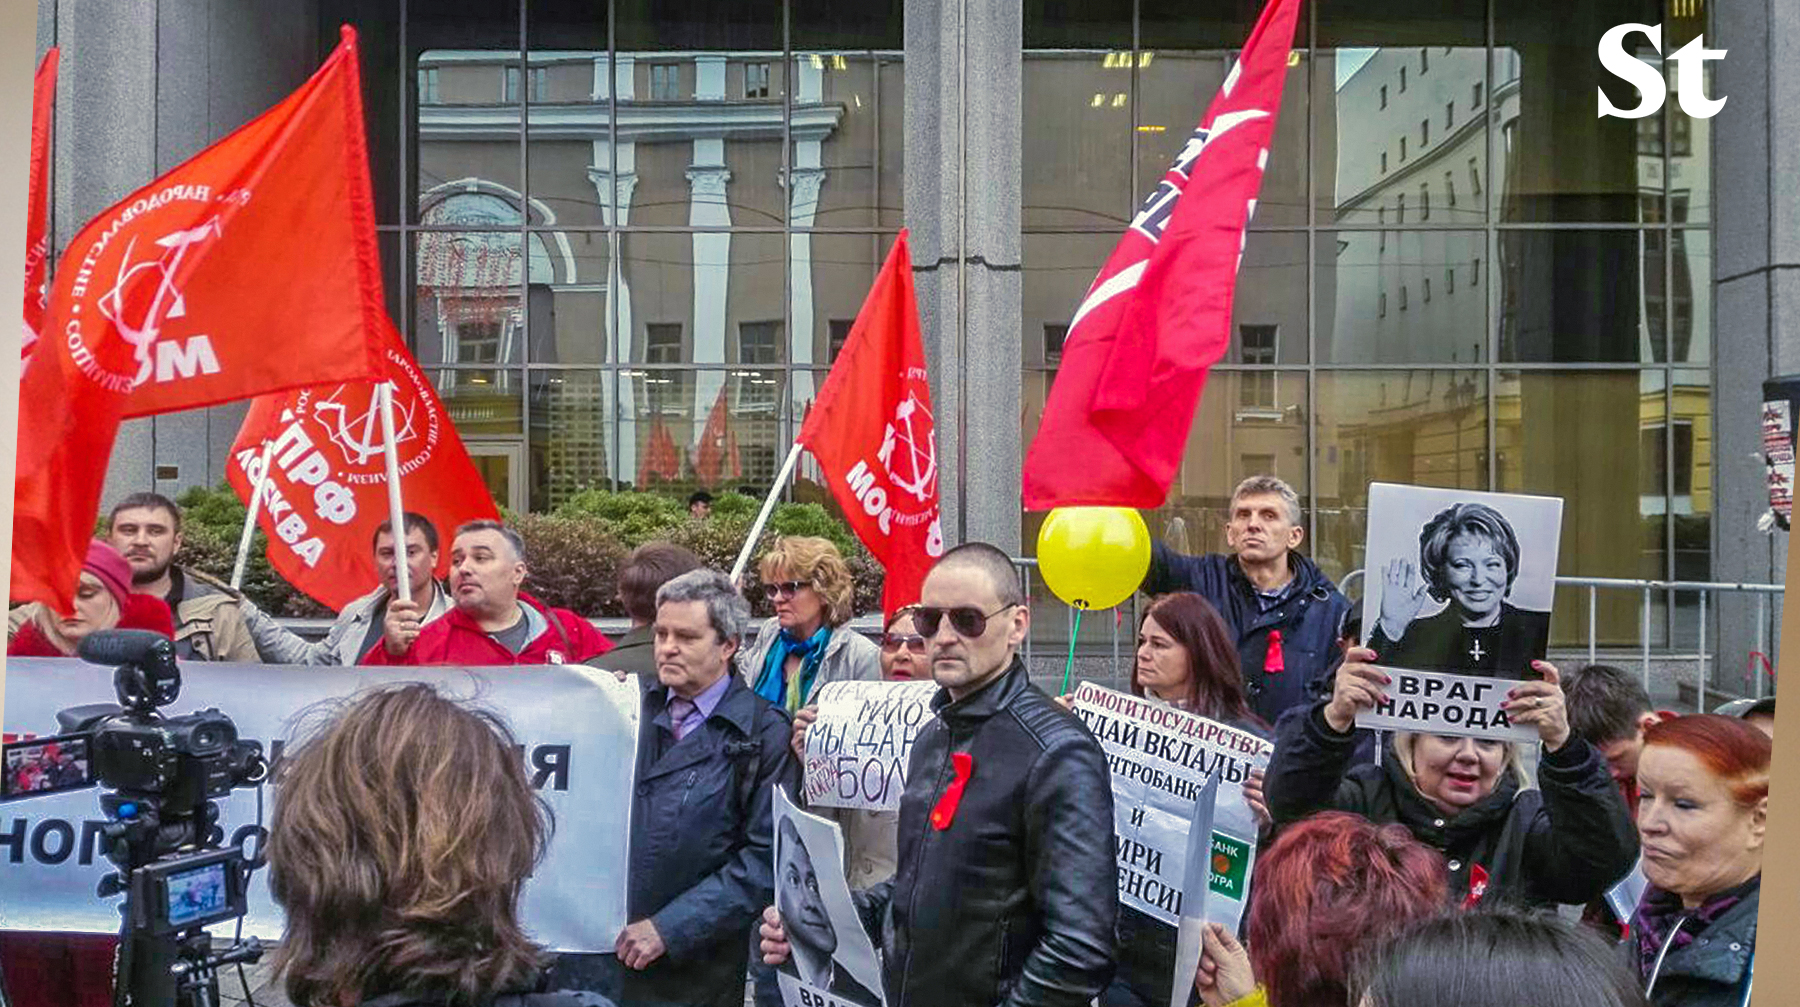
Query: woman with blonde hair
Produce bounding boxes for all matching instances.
[737,535,879,712]
[267,683,612,1007]
[1265,646,1636,911]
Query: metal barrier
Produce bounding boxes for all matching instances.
[1016,559,1784,709]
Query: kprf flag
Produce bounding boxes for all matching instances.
[225,317,500,612]
[695,382,742,486]
[12,27,387,613]
[20,47,57,369]
[1022,0,1301,509]
[797,231,943,613]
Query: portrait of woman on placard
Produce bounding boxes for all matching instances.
[1368,502,1551,679]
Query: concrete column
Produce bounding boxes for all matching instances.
[905,0,1023,554]
[594,54,638,484]
[688,134,733,436]
[1711,0,1789,693]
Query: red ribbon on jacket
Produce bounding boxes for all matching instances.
[1463,863,1490,909]
[1263,630,1285,674]
[931,752,975,830]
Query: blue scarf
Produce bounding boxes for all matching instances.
[755,624,831,712]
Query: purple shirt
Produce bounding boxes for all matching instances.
[667,671,733,741]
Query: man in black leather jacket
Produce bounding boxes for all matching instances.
[760,542,1118,1007]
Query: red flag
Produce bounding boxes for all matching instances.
[638,414,681,485]
[224,318,500,611]
[20,47,57,370]
[1022,0,1301,509]
[695,383,742,485]
[797,231,943,613]
[12,27,387,613]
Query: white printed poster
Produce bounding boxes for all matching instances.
[1363,483,1562,680]
[803,679,937,811]
[1353,665,1540,743]
[773,786,886,1007]
[1067,682,1268,931]
[0,658,639,952]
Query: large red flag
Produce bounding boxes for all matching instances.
[797,231,943,613]
[225,318,500,612]
[20,47,57,370]
[1022,0,1301,509]
[12,27,387,613]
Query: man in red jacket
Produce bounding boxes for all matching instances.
[362,519,611,666]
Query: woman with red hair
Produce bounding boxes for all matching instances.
[1192,811,1448,1007]
[1631,714,1768,1007]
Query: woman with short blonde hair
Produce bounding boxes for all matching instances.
[738,536,879,714]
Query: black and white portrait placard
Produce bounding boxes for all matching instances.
[1362,483,1563,680]
[773,786,886,1007]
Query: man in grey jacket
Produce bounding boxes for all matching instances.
[238,512,452,665]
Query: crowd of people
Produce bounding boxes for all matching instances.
[0,477,1773,1007]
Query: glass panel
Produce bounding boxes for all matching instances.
[797,52,904,230]
[530,230,609,365]
[1024,52,1133,229]
[416,47,525,222]
[1022,232,1117,367]
[793,0,903,49]
[621,368,788,492]
[429,367,525,436]
[1315,0,1484,48]
[1664,229,1709,367]
[412,231,529,371]
[793,231,892,390]
[614,231,787,364]
[1494,369,1653,646]
[530,370,614,509]
[1139,0,1276,50]
[1316,47,1488,225]
[1227,231,1309,363]
[1023,0,1130,49]
[1666,12,1711,224]
[1497,229,1657,363]
[1136,51,1307,227]
[1311,369,1488,585]
[526,36,608,230]
[1494,0,1663,222]
[616,0,780,51]
[1317,229,1486,364]
[1670,367,1710,582]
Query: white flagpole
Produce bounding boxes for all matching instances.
[230,441,276,590]
[378,381,412,602]
[730,440,805,587]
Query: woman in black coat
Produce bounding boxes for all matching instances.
[1265,647,1638,911]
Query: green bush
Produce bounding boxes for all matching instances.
[169,483,885,620]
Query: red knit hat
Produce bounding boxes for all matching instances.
[83,540,134,610]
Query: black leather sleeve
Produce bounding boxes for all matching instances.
[1521,736,1641,905]
[1265,702,1367,827]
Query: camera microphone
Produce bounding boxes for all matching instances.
[79,629,175,668]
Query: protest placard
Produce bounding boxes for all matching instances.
[774,786,886,1007]
[1353,664,1540,743]
[1068,681,1270,930]
[803,679,937,811]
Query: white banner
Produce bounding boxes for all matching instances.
[1354,665,1539,743]
[802,680,937,811]
[1067,682,1270,929]
[0,658,639,952]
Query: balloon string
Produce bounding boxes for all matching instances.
[1060,608,1083,697]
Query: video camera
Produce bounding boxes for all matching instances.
[1,629,268,1006]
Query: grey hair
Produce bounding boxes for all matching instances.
[455,519,528,565]
[656,568,751,643]
[1230,475,1303,526]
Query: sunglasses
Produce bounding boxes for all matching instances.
[913,603,1020,639]
[763,580,813,601]
[881,632,927,654]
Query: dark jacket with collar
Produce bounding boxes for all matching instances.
[1266,703,1638,908]
[557,672,797,1007]
[1634,879,1759,1007]
[853,656,1118,1007]
[587,624,657,678]
[1143,543,1352,726]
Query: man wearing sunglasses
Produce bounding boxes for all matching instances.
[761,543,1118,1007]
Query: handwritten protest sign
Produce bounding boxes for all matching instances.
[1354,665,1539,743]
[803,680,938,811]
[1068,682,1270,930]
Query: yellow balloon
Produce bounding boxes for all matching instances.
[1035,507,1151,611]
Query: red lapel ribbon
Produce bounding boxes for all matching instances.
[1462,863,1490,909]
[1263,629,1285,674]
[931,752,975,830]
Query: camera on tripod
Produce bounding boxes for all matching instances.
[1,629,268,1006]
